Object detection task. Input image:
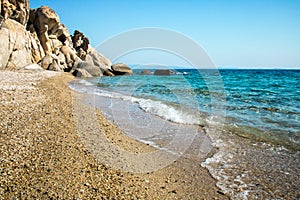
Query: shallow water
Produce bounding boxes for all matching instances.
[84,69,300,150]
[69,68,300,199]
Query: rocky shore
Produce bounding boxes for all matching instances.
[0,71,226,199]
[0,0,132,78]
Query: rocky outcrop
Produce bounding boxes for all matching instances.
[28,28,45,63]
[0,1,133,77]
[74,61,103,77]
[72,68,92,78]
[72,30,89,55]
[111,63,133,75]
[141,70,152,75]
[1,0,30,25]
[60,45,78,68]
[28,6,72,55]
[0,18,39,69]
[89,47,112,70]
[154,69,174,76]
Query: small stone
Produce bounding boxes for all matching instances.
[217,190,225,195]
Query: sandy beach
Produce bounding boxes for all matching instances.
[0,70,227,199]
[1,0,299,199]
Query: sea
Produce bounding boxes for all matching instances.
[69,68,300,199]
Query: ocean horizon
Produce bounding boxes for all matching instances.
[128,64,300,70]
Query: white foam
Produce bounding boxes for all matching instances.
[93,89,203,125]
[138,139,182,156]
[137,99,201,125]
[78,79,94,86]
[70,79,207,126]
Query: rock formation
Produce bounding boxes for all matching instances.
[1,0,30,25]
[72,30,89,54]
[28,6,72,55]
[141,70,152,75]
[72,68,93,78]
[74,60,103,77]
[154,69,174,76]
[0,18,37,69]
[0,0,133,77]
[111,63,133,75]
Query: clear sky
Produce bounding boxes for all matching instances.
[30,0,300,69]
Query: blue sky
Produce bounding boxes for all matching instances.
[31,0,300,68]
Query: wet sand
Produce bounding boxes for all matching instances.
[0,70,226,199]
[202,129,300,199]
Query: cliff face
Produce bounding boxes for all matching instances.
[0,0,129,77]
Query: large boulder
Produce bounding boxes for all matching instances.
[72,68,92,78]
[111,63,133,75]
[39,54,53,69]
[103,69,115,76]
[75,61,103,77]
[87,47,113,75]
[28,6,72,55]
[55,51,68,70]
[60,45,79,68]
[1,0,30,25]
[0,18,34,69]
[89,47,112,69]
[39,53,67,72]
[154,69,174,76]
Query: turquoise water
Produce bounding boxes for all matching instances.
[69,68,300,198]
[80,69,300,150]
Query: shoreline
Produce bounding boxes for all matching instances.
[0,70,226,199]
[71,74,300,199]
